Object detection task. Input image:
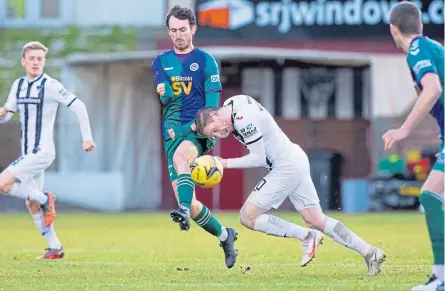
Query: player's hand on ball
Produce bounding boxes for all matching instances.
[83,140,96,152]
[0,107,7,120]
[214,156,228,169]
[382,128,409,151]
[156,83,165,96]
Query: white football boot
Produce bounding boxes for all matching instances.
[411,274,444,291]
[365,246,387,275]
[300,230,324,267]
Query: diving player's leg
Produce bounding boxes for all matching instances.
[293,151,385,275]
[241,170,316,263]
[26,172,64,260]
[412,151,444,291]
[0,153,56,226]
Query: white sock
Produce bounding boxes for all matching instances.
[218,226,228,241]
[323,216,371,257]
[433,265,444,281]
[253,214,309,241]
[31,211,61,249]
[44,226,62,249]
[9,183,47,204]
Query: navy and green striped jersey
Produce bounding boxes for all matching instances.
[407,36,444,141]
[152,48,222,138]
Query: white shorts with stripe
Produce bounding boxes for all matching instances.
[247,144,320,211]
[7,151,54,184]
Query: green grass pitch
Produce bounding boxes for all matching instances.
[0,212,431,291]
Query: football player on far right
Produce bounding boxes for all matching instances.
[195,95,386,274]
[383,2,444,290]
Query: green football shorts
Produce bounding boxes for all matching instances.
[164,133,216,181]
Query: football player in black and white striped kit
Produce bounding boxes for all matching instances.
[0,42,95,259]
[195,94,386,275]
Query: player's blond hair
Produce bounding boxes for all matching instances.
[22,41,48,58]
[195,107,219,135]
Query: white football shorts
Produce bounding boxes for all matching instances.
[7,151,54,183]
[247,144,320,211]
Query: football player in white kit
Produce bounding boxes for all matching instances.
[0,42,95,259]
[195,94,386,275]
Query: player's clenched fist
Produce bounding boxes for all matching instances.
[156,83,165,96]
[83,140,96,152]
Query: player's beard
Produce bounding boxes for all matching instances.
[174,39,190,52]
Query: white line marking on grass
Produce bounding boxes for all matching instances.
[28,260,428,269]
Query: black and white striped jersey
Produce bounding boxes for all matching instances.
[223,95,295,169]
[4,73,77,156]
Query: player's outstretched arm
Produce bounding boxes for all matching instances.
[382,49,442,151]
[224,137,267,169]
[225,120,267,169]
[68,99,95,152]
[49,80,95,152]
[400,73,442,133]
[383,73,442,150]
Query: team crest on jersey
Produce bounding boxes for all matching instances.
[240,123,257,138]
[190,63,199,72]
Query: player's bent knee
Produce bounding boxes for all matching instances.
[239,211,254,229]
[300,207,326,230]
[172,151,187,168]
[239,202,262,230]
[174,141,198,167]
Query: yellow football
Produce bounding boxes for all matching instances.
[190,155,224,188]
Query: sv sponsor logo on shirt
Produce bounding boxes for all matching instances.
[171,76,193,95]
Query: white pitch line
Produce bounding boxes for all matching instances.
[16,259,428,269]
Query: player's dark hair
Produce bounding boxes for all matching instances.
[165,5,196,28]
[195,107,219,135]
[389,1,422,35]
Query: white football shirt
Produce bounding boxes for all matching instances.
[4,73,77,156]
[223,95,296,169]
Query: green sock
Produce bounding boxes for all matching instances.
[177,174,194,210]
[193,205,225,237]
[419,191,444,265]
